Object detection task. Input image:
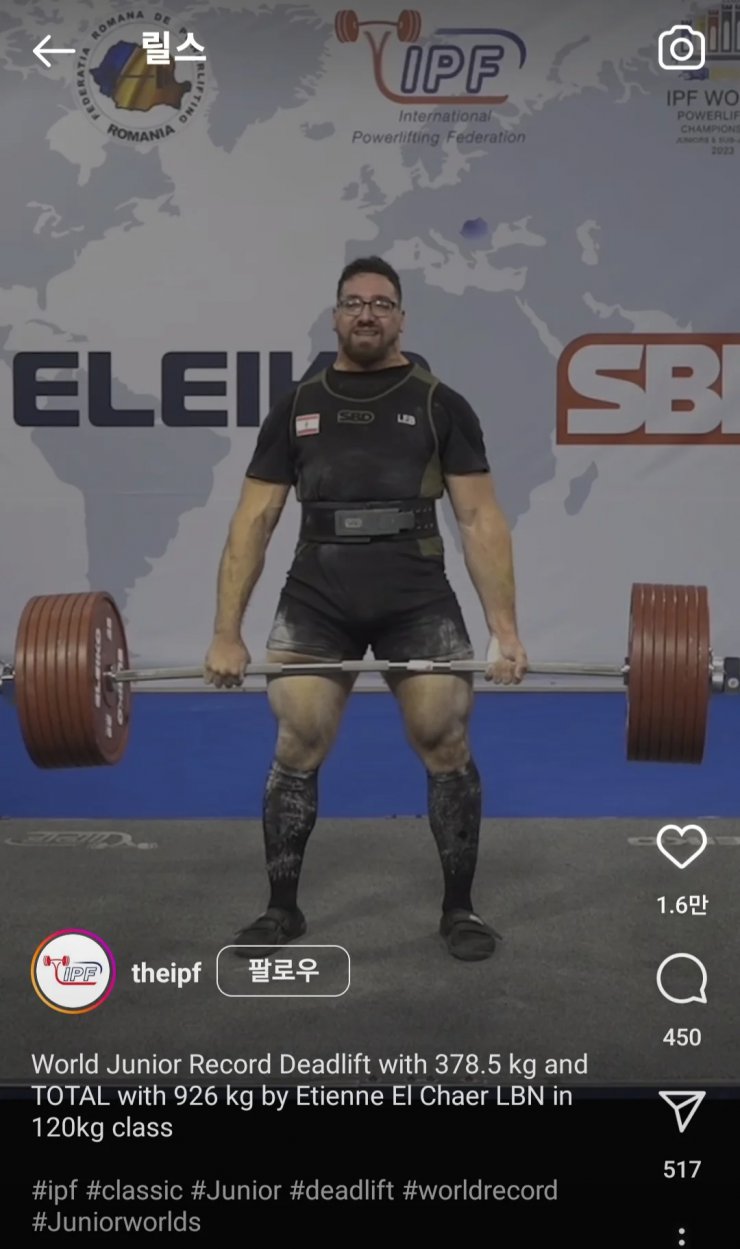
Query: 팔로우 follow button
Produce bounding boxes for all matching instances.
[216,944,350,998]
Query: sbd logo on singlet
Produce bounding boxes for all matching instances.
[557,333,740,443]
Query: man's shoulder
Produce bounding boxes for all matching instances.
[421,371,475,416]
[286,368,331,409]
[410,362,456,398]
[267,376,323,421]
[409,361,440,386]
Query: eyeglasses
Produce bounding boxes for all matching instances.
[337,296,399,316]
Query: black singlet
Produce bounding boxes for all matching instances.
[245,361,490,614]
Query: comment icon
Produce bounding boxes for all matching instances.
[656,953,707,1005]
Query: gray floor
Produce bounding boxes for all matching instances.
[2,818,737,1085]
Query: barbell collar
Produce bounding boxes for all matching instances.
[711,655,726,692]
[108,659,629,683]
[722,655,740,692]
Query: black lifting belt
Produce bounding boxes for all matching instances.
[300,499,439,543]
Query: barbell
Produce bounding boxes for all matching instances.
[335,9,423,45]
[0,584,735,772]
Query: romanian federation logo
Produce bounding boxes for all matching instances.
[31,929,116,1014]
[75,11,208,144]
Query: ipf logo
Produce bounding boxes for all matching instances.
[31,929,116,1014]
[334,9,526,104]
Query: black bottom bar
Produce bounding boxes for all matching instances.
[7,1086,736,1243]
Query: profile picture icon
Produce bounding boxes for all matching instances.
[31,929,116,1014]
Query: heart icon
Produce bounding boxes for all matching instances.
[656,824,708,870]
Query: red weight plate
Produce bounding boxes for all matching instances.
[696,586,710,761]
[15,597,53,767]
[651,586,669,761]
[36,594,69,768]
[663,585,698,764]
[73,593,131,767]
[628,584,670,761]
[660,587,680,762]
[66,595,93,767]
[52,595,86,768]
[51,594,94,767]
[398,9,422,42]
[335,10,359,43]
[626,583,709,764]
[662,586,691,763]
[626,585,647,760]
[628,584,664,761]
[15,592,130,768]
[345,9,360,41]
[678,587,697,763]
[643,585,659,760]
[66,594,102,767]
[683,586,709,764]
[628,585,670,761]
[42,595,78,768]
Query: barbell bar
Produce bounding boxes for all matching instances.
[0,583,735,771]
[110,659,627,681]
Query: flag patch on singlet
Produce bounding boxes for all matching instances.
[296,413,320,436]
[397,413,416,425]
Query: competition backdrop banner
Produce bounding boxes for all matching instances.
[1,0,739,674]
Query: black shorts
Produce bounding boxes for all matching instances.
[266,590,474,662]
[266,539,474,661]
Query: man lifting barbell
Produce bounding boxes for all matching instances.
[4,283,727,959]
[203,255,529,962]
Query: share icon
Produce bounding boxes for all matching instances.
[659,1090,706,1133]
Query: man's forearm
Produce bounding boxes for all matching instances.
[459,506,518,637]
[213,517,271,639]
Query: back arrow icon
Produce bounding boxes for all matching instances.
[33,35,76,68]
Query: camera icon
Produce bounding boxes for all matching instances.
[658,24,706,71]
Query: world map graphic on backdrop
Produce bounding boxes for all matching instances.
[1,1,738,660]
[1,3,331,612]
